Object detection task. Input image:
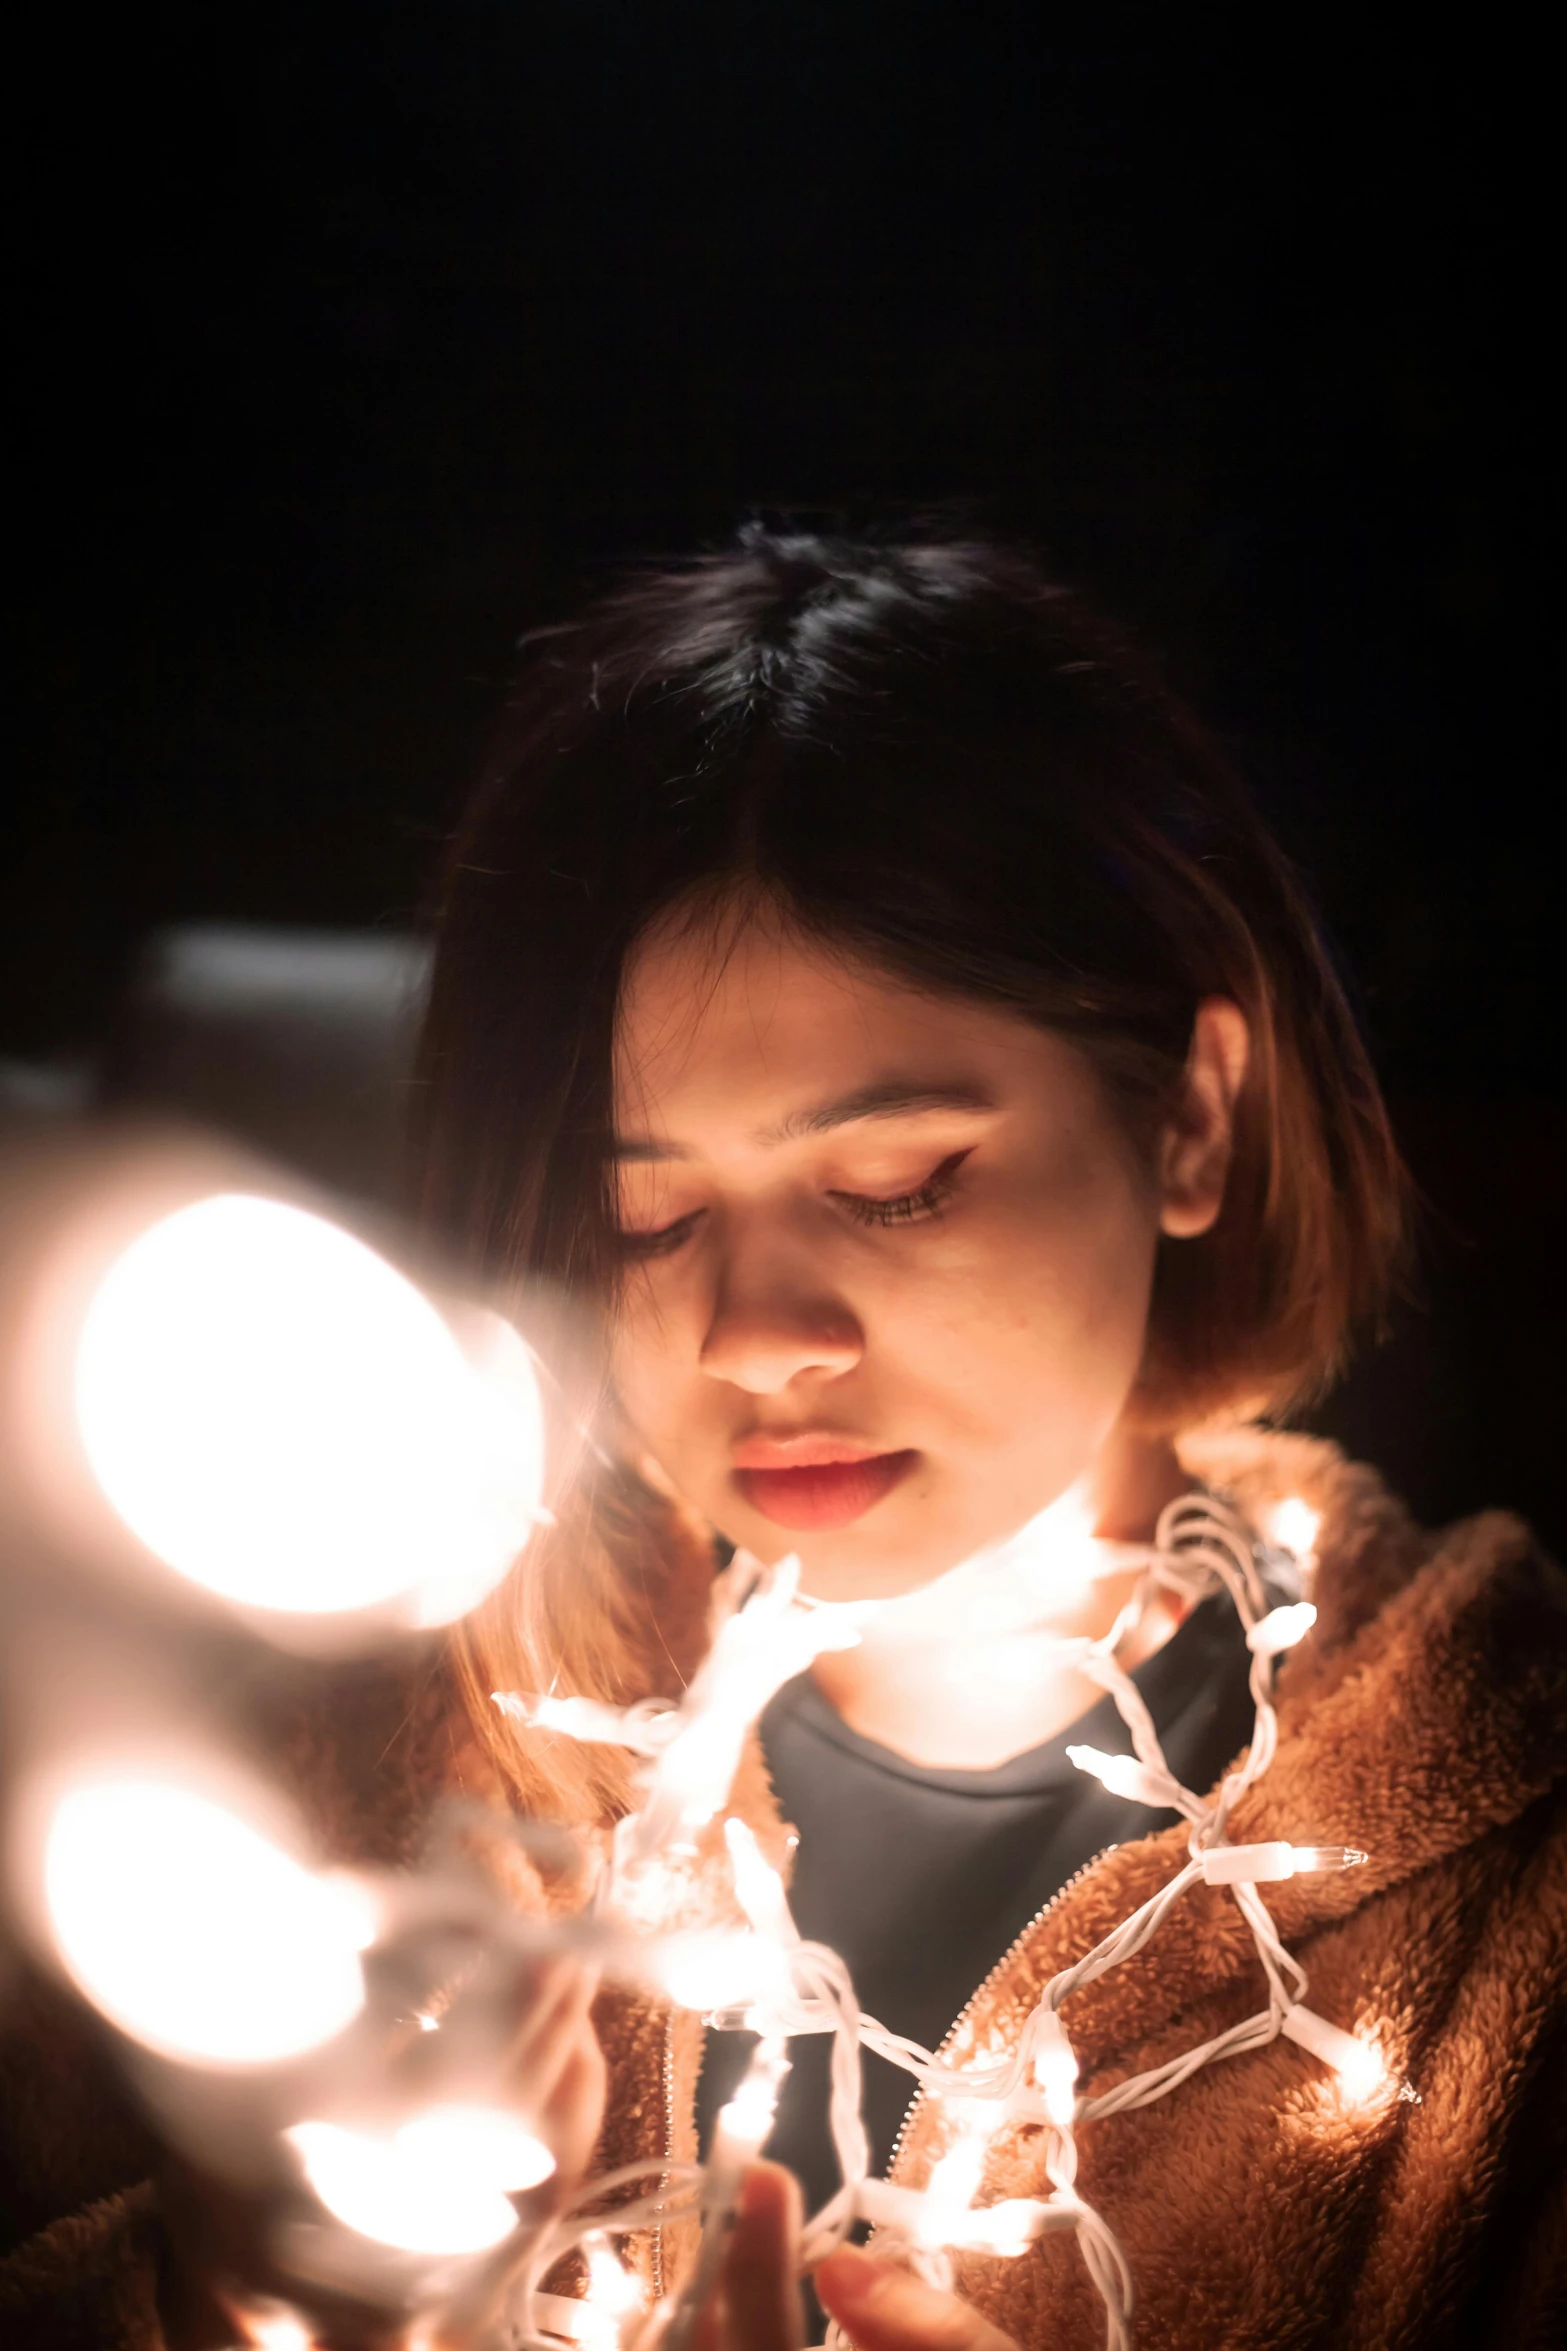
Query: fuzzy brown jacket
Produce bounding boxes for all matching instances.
[3,1430,1565,2349]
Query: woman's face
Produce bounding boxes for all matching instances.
[610,910,1212,1602]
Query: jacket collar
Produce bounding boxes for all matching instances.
[927,1430,1567,2079]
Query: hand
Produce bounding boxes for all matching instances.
[688,2163,807,2351]
[815,2245,1021,2351]
[682,2165,1020,2351]
[158,1953,606,2349]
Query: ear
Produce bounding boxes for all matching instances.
[1157,997,1250,1238]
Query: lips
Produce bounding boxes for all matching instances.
[733,1445,917,1531]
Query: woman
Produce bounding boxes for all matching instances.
[414,526,1566,2348]
[5,526,1563,2350]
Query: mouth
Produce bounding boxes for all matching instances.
[732,1443,918,1532]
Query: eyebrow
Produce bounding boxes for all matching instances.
[609,1081,996,1162]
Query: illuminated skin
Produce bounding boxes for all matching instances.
[612,903,1248,1769]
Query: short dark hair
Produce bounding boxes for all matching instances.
[418,524,1406,1427]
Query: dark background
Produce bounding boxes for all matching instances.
[7,6,1562,1542]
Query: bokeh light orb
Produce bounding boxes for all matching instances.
[45,1777,371,2065]
[74,1193,544,1624]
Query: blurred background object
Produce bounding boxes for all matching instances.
[1,926,428,1206]
[5,7,1560,1550]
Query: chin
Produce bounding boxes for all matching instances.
[778,1517,971,1605]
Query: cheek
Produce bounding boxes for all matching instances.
[903,1163,1160,1422]
[609,1275,701,1441]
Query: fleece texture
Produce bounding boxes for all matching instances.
[2,1432,1564,2348]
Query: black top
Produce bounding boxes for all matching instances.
[696,1590,1259,2220]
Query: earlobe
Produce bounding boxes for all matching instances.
[1157,997,1250,1239]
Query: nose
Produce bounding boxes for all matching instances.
[698,1242,863,1394]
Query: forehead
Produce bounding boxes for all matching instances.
[613,909,1022,1142]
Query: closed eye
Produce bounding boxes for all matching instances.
[616,1209,705,1261]
[830,1150,972,1229]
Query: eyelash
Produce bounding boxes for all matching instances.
[618,1153,970,1258]
[831,1153,968,1228]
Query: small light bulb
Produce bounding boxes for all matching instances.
[721,2037,790,2157]
[1033,2010,1079,2125]
[1065,1745,1174,1806]
[657,1929,787,2014]
[1280,2005,1387,2101]
[950,2198,1050,2257]
[45,1776,366,2065]
[1289,1845,1368,1875]
[1247,1602,1318,1658]
[1268,1498,1321,1561]
[575,2236,645,2350]
[1199,1841,1368,1885]
[724,1817,798,1945]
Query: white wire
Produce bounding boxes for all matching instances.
[501,1493,1344,2351]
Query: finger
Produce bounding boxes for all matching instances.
[535,2031,607,2192]
[815,2246,1019,2351]
[506,1971,599,2118]
[720,2163,805,2351]
[502,1956,597,2073]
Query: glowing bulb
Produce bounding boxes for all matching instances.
[45,1777,368,2064]
[1268,1498,1321,1561]
[1199,1841,1368,1885]
[629,1559,860,1850]
[949,2198,1049,2256]
[1247,1602,1318,1658]
[75,1194,543,1625]
[241,2310,314,2351]
[492,1691,678,1753]
[1033,2010,1079,2125]
[286,2103,551,2256]
[715,2036,790,2156]
[919,2107,992,2245]
[1280,2006,1388,2101]
[576,2237,646,2348]
[1065,1744,1174,1806]
[657,1930,788,2014]
[724,1818,798,1945]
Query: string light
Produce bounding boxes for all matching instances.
[496,1492,1391,2351]
[1246,1601,1318,1658]
[73,1192,545,1629]
[1197,1841,1367,1885]
[1266,1498,1322,1563]
[1065,1743,1189,1808]
[1278,2006,1387,2101]
[26,1465,1378,2349]
[285,2104,554,2257]
[1033,2008,1080,2126]
[43,1774,372,2065]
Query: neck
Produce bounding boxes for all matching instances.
[811,1428,1192,1770]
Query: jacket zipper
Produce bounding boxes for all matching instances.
[652,2006,676,2301]
[884,1845,1116,2189]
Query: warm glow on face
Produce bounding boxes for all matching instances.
[45,1777,369,2064]
[75,1194,544,1626]
[286,2104,553,2256]
[611,918,1169,1604]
